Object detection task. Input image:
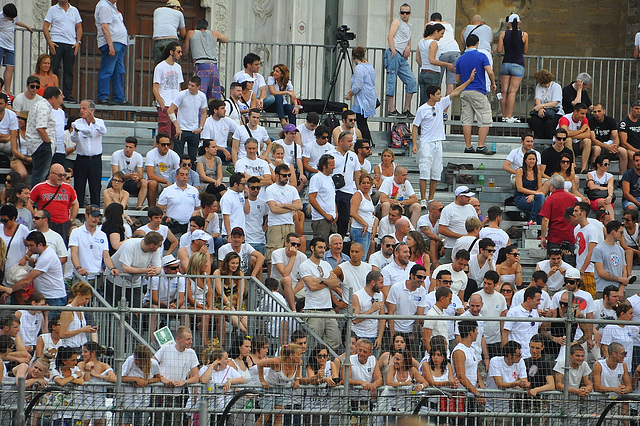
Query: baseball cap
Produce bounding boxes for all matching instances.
[162,254,180,267]
[283,124,298,133]
[166,0,183,10]
[26,76,40,85]
[191,229,209,241]
[565,267,581,280]
[85,205,102,217]
[631,100,640,108]
[231,227,244,236]
[237,73,255,84]
[455,186,475,197]
[507,13,520,23]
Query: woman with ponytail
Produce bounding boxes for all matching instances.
[79,341,116,426]
[497,13,529,123]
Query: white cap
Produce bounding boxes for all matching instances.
[508,13,520,23]
[455,186,475,197]
[237,73,256,84]
[565,267,581,279]
[191,229,209,241]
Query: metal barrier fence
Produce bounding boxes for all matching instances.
[10,30,640,123]
[3,381,639,426]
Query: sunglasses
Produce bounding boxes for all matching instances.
[560,160,570,164]
[625,218,634,222]
[280,173,291,178]
[510,252,520,256]
[181,163,192,168]
[556,137,567,141]
[4,180,11,184]
[248,186,260,190]
[565,279,579,285]
[441,279,453,284]
[159,143,171,147]
[500,288,513,293]
[485,249,496,253]
[432,107,436,117]
[362,146,371,150]
[52,172,65,178]
[166,265,179,270]
[385,243,394,248]
[317,354,328,358]
[289,242,301,247]
[347,119,355,122]
[320,135,329,139]
[602,163,610,166]
[414,275,427,280]
[400,10,411,14]
[112,179,123,183]
[559,302,569,307]
[32,216,43,220]
[0,218,9,224]
[29,84,39,89]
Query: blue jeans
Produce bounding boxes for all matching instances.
[265,95,296,123]
[514,193,544,223]
[98,42,127,102]
[251,243,266,256]
[46,296,68,306]
[384,48,418,97]
[31,142,52,186]
[263,94,276,108]
[350,226,371,260]
[173,130,200,163]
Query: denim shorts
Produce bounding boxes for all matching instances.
[500,62,525,78]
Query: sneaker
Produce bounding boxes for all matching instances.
[98,99,113,105]
[388,110,400,117]
[420,199,428,208]
[512,117,521,123]
[65,97,78,104]
[476,146,496,155]
[501,116,508,122]
[403,110,415,119]
[464,147,475,154]
[225,165,235,175]
[505,117,521,123]
[114,100,132,106]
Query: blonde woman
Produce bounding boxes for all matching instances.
[186,251,214,345]
[59,282,97,348]
[350,172,378,258]
[373,148,396,188]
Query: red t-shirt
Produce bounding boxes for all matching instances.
[30,181,77,224]
[539,189,577,245]
[557,113,589,133]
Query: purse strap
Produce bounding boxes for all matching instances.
[40,184,62,211]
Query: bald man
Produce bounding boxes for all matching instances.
[394,218,411,243]
[30,163,79,245]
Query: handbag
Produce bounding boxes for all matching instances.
[585,188,615,202]
[331,152,349,190]
[529,107,560,118]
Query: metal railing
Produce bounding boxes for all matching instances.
[11,29,640,124]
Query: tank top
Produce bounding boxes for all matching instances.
[17,310,43,347]
[60,306,87,348]
[234,359,253,384]
[452,343,478,390]
[351,190,375,230]
[393,20,412,54]
[418,39,440,72]
[515,172,538,197]
[264,361,298,387]
[377,162,397,181]
[596,359,625,397]
[352,288,383,338]
[339,262,372,302]
[625,224,639,248]
[190,30,218,64]
[503,29,525,66]
[588,170,613,186]
[189,279,209,307]
[39,333,62,363]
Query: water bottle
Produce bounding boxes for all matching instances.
[491,141,497,153]
[478,163,485,186]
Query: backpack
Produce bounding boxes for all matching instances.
[390,122,411,148]
[323,113,340,131]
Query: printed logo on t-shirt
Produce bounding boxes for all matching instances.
[574,296,588,312]
[158,162,168,173]
[576,232,587,255]
[414,296,422,302]
[609,252,621,267]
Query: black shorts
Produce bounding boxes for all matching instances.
[123,179,140,195]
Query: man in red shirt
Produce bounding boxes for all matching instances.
[30,163,79,246]
[557,103,599,174]
[540,175,577,252]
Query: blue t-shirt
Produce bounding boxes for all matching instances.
[622,168,640,198]
[455,48,490,94]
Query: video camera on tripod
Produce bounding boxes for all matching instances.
[335,25,356,46]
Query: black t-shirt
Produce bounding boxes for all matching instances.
[588,115,617,143]
[101,221,125,256]
[562,82,592,116]
[541,146,574,176]
[524,356,553,390]
[622,168,640,198]
[619,115,640,149]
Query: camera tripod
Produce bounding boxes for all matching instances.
[321,40,353,116]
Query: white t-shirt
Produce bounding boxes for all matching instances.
[550,289,595,315]
[155,344,199,392]
[636,32,640,49]
[33,246,66,298]
[298,123,316,148]
[454,311,485,358]
[553,359,591,389]
[138,224,170,244]
[431,263,468,294]
[202,116,239,149]
[574,223,597,273]
[368,251,393,270]
[111,238,163,288]
[0,108,18,136]
[0,12,16,50]
[299,259,333,309]
[378,178,416,203]
[267,76,294,103]
[172,89,207,131]
[95,0,128,47]
[121,356,160,406]
[439,203,478,248]
[232,125,270,160]
[424,290,464,341]
[377,215,414,240]
[68,225,109,276]
[478,227,510,254]
[386,282,428,333]
[487,357,527,412]
[232,71,267,95]
[235,156,270,178]
[218,243,255,275]
[536,259,572,293]
[308,172,336,221]
[452,343,479,392]
[246,197,267,244]
[381,260,415,288]
[1,224,29,281]
[12,93,42,114]
[331,150,360,195]
[145,148,180,181]
[451,235,480,260]
[157,184,200,225]
[503,304,540,358]
[600,325,639,371]
[147,274,186,305]
[302,141,335,170]
[42,229,68,259]
[413,96,452,143]
[272,139,302,166]
[512,287,551,310]
[263,183,300,226]
[475,290,507,344]
[468,255,493,285]
[270,248,307,281]
[153,61,184,106]
[111,149,144,175]
[219,189,246,235]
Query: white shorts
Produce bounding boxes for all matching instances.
[419,140,443,181]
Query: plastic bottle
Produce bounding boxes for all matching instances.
[491,141,497,153]
[478,163,485,186]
